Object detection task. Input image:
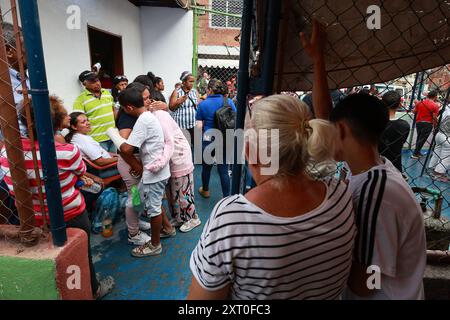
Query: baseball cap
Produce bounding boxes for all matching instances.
[113,75,128,86]
[79,70,99,82]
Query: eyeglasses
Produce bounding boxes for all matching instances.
[115,75,128,81]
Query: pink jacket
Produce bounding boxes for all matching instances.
[146,110,194,178]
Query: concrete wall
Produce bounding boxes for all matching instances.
[37,0,144,109]
[0,228,92,300]
[0,0,144,109]
[140,7,193,101]
[0,1,193,108]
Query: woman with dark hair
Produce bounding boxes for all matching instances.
[169,71,200,144]
[0,100,115,299]
[195,79,236,198]
[65,112,119,178]
[134,74,166,104]
[154,76,166,103]
[49,95,70,144]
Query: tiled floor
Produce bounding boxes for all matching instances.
[91,165,223,300]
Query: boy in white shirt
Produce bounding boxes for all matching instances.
[112,86,175,256]
[301,19,426,299]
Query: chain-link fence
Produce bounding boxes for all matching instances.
[194,0,241,100]
[244,0,450,253]
[0,0,46,247]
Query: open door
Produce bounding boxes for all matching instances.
[87,26,124,89]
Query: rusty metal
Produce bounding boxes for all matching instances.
[10,0,47,231]
[0,10,38,246]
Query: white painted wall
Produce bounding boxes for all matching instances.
[36,0,144,110]
[140,7,193,102]
[0,0,144,109]
[0,1,193,108]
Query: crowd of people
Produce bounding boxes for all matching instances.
[0,18,448,301]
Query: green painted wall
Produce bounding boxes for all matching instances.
[0,256,59,300]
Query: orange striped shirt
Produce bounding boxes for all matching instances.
[0,139,86,226]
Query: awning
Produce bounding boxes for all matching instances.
[198,45,240,68]
[198,58,239,69]
[266,0,450,92]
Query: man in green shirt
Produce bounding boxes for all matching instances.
[73,71,116,152]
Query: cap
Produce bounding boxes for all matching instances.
[113,75,128,86]
[79,70,99,83]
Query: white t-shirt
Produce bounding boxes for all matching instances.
[127,111,170,184]
[345,157,426,300]
[190,178,356,300]
[71,133,112,161]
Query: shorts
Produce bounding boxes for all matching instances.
[139,179,169,218]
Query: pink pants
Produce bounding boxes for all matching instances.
[117,155,140,235]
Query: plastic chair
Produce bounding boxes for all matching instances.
[83,157,122,188]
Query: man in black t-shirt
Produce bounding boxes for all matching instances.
[379,91,410,173]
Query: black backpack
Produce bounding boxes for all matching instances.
[214,98,236,134]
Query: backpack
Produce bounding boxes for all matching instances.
[91,187,124,234]
[214,98,236,134]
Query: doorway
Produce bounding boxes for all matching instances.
[87,26,124,89]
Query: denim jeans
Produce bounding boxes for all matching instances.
[99,140,117,153]
[201,140,230,198]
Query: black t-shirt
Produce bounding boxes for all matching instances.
[379,119,410,172]
[116,110,139,154]
[116,109,137,130]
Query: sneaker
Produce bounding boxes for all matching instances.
[180,218,201,233]
[410,154,420,159]
[198,187,210,198]
[170,219,183,228]
[94,276,115,300]
[139,220,151,231]
[431,173,449,183]
[128,231,151,246]
[160,227,176,239]
[131,241,162,257]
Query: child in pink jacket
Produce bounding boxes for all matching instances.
[147,108,201,233]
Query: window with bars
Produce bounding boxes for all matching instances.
[210,0,243,29]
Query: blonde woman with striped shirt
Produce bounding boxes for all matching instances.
[188,95,356,300]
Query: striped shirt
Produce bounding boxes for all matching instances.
[190,178,356,300]
[346,158,426,300]
[73,89,115,143]
[0,139,86,227]
[171,88,198,129]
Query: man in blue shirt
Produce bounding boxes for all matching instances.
[196,79,237,198]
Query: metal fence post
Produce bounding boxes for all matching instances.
[18,0,66,246]
[0,17,38,246]
[231,0,253,195]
